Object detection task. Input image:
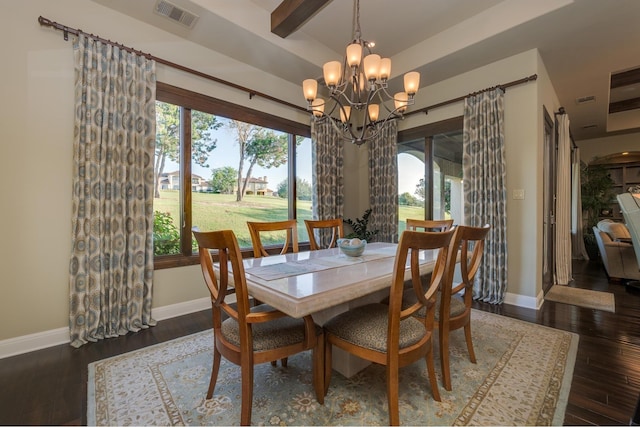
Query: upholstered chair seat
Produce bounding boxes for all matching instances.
[222,304,323,351]
[323,303,427,352]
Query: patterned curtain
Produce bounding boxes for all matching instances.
[463,89,508,303]
[555,113,572,283]
[311,119,344,247]
[368,120,399,243]
[69,34,157,347]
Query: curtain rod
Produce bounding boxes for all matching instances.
[37,16,307,113]
[404,74,538,118]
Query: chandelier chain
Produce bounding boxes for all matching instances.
[352,0,361,41]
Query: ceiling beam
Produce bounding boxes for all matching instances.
[271,0,332,38]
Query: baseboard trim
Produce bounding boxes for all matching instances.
[504,290,544,310]
[0,297,213,360]
[0,327,70,360]
[3,289,538,360]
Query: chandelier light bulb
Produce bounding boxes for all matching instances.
[394,92,409,113]
[340,106,351,123]
[346,43,363,67]
[323,61,342,87]
[404,71,420,96]
[379,58,391,81]
[311,98,324,117]
[363,54,381,81]
[302,79,318,101]
[368,104,379,121]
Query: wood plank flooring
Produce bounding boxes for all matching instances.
[1,259,639,425]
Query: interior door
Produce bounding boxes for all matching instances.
[542,108,556,292]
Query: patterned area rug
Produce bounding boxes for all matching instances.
[87,310,578,426]
[545,285,615,312]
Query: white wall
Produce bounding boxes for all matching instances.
[0,1,565,353]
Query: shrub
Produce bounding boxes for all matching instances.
[153,211,180,255]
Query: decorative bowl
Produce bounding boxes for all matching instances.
[337,238,367,257]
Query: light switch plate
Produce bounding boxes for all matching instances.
[513,189,525,200]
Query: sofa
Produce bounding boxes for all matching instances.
[593,219,640,281]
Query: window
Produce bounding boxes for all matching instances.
[397,117,464,235]
[153,83,311,268]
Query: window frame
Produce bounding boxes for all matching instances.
[154,82,311,269]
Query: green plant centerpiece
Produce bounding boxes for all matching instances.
[343,208,380,242]
[581,163,616,258]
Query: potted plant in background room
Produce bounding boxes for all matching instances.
[581,163,616,259]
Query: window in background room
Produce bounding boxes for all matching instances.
[153,83,311,268]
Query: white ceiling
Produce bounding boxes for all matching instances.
[92,0,640,142]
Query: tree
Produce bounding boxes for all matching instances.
[154,103,222,198]
[277,178,312,200]
[414,178,426,201]
[398,192,419,206]
[210,166,237,194]
[228,120,290,202]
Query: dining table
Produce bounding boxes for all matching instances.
[238,242,445,377]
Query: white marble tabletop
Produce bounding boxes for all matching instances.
[239,242,441,318]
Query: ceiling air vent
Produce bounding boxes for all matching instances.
[154,0,199,28]
[575,95,596,105]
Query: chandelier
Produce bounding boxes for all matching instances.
[302,0,420,146]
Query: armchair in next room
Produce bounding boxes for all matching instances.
[593,219,640,281]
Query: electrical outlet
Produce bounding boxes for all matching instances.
[513,189,525,200]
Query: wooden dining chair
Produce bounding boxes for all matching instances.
[304,218,344,250]
[247,219,299,258]
[192,229,324,426]
[323,228,455,426]
[406,218,454,232]
[436,224,490,391]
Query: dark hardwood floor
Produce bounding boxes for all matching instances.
[1,259,639,425]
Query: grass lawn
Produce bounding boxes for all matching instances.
[153,190,425,250]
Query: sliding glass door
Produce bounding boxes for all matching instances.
[397,118,464,235]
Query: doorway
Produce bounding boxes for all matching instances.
[542,108,556,293]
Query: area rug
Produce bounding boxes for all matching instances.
[545,285,615,312]
[87,310,578,426]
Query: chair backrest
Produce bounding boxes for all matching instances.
[443,224,491,308]
[389,229,456,341]
[192,229,251,326]
[406,218,454,232]
[247,219,299,258]
[304,218,344,250]
[617,193,640,266]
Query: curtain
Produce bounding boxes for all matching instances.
[555,114,572,283]
[69,34,157,347]
[368,120,399,243]
[311,119,344,247]
[571,147,589,260]
[463,89,508,304]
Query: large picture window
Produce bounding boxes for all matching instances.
[153,83,311,268]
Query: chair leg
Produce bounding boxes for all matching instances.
[387,364,400,426]
[439,327,452,391]
[313,335,325,404]
[464,323,476,363]
[323,337,332,396]
[207,346,222,399]
[425,347,441,402]
[240,360,254,426]
[281,357,288,367]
